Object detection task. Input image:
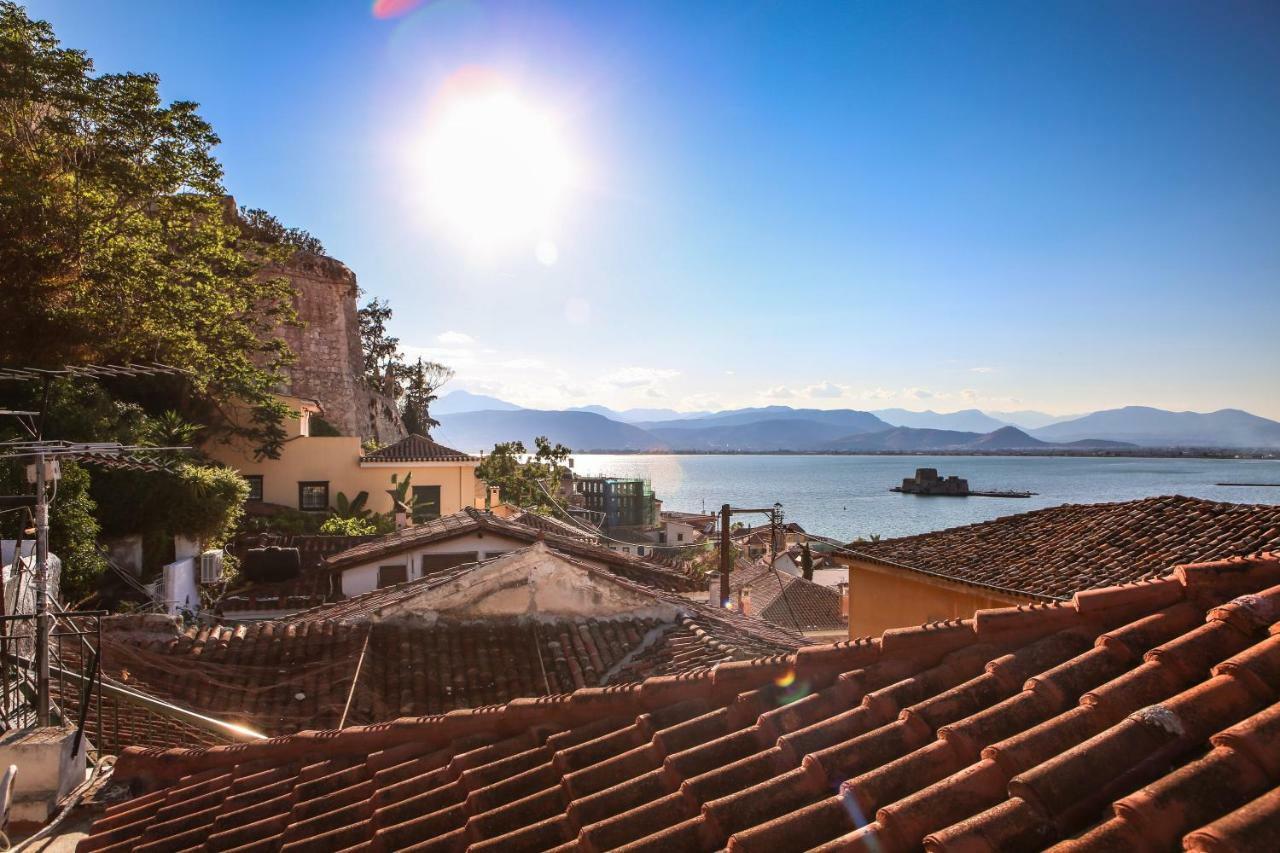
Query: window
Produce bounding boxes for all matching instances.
[244,475,263,502]
[298,481,329,511]
[378,565,408,588]
[677,533,685,542]
[419,553,479,575]
[637,546,646,556]
[412,485,442,522]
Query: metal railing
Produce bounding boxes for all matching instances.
[0,611,103,754]
[1,610,264,758]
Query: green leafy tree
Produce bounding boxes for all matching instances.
[140,410,200,447]
[0,2,301,457]
[45,462,106,604]
[475,437,572,512]
[237,207,324,255]
[400,358,453,436]
[357,298,401,393]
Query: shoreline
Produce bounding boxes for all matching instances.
[564,448,1280,460]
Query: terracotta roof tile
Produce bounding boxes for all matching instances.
[849,495,1280,600]
[361,433,478,463]
[82,552,1280,853]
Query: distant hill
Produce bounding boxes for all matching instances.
[649,419,864,451]
[433,399,1269,453]
[872,408,1010,433]
[433,390,522,416]
[434,409,663,452]
[571,405,710,423]
[1031,407,1280,448]
[640,407,890,433]
[827,424,1134,452]
[987,409,1081,429]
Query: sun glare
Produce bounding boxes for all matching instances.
[417,78,576,258]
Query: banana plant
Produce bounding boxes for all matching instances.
[331,490,372,520]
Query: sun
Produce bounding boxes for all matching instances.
[417,77,576,258]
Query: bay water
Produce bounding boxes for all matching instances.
[571,454,1280,541]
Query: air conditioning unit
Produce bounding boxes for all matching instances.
[199,549,224,584]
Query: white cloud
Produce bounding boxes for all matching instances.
[969,366,995,374]
[762,386,795,399]
[500,357,546,370]
[806,381,846,399]
[436,330,475,345]
[602,367,681,388]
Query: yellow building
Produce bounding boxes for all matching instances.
[205,396,479,518]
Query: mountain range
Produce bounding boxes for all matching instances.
[431,392,1280,453]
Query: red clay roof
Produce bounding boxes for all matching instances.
[361,433,478,463]
[731,563,847,633]
[85,552,1280,853]
[324,507,702,593]
[848,494,1280,600]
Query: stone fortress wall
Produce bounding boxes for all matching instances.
[266,252,405,443]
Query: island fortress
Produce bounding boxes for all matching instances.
[897,467,970,495]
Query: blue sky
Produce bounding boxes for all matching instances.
[27,1,1280,418]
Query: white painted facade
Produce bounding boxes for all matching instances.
[339,530,627,597]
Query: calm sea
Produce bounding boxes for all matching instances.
[571,454,1280,541]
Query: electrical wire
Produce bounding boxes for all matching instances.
[532,479,807,631]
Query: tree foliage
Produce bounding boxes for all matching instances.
[237,206,324,255]
[44,462,104,603]
[475,437,572,512]
[319,515,378,536]
[400,358,453,436]
[0,2,302,457]
[357,298,401,393]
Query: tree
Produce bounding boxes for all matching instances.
[357,298,402,392]
[237,207,324,255]
[400,358,453,436]
[475,437,572,512]
[0,2,301,458]
[800,542,814,582]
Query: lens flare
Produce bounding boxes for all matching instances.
[774,669,797,688]
[372,0,426,20]
[411,69,578,259]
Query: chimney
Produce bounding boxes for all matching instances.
[487,484,500,508]
[837,582,849,618]
[707,572,721,607]
[738,585,752,617]
[394,500,410,530]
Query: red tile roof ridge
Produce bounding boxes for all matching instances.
[108,553,1280,792]
[846,497,1280,601]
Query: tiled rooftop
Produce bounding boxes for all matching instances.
[84,552,1280,853]
[361,434,478,463]
[93,547,803,741]
[848,494,1280,600]
[730,563,847,633]
[324,507,702,593]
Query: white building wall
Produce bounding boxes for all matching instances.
[340,530,615,597]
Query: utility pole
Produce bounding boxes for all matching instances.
[34,452,50,725]
[716,502,782,609]
[719,504,731,608]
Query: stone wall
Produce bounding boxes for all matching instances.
[265,252,405,443]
